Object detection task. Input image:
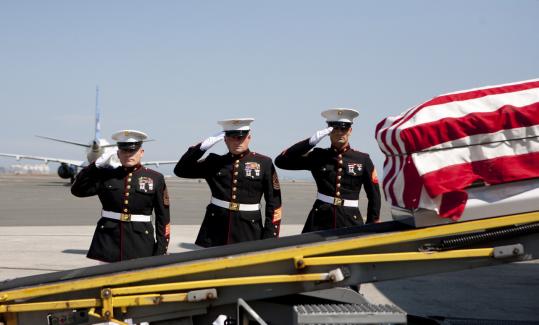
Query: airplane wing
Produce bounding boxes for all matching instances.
[0,153,85,167]
[142,160,177,167]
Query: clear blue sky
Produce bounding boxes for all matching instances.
[1,1,537,179]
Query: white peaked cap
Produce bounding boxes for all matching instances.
[111,130,148,143]
[217,118,255,132]
[321,108,359,124]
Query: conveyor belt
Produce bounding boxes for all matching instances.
[0,221,410,291]
[1,212,538,325]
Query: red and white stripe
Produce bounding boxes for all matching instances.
[376,79,539,219]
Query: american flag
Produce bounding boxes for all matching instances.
[375,79,539,220]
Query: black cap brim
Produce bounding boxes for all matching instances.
[225,130,250,137]
[118,141,142,150]
[327,121,352,128]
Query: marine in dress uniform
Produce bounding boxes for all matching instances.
[174,118,282,247]
[71,130,171,263]
[275,108,381,233]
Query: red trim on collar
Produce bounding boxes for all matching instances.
[229,149,251,160]
[331,145,350,154]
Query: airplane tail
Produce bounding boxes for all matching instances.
[94,86,101,143]
[35,87,110,150]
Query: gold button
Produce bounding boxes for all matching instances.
[337,175,341,180]
[338,154,342,158]
[273,232,277,236]
[124,200,129,204]
[128,173,133,177]
[339,160,343,164]
[127,185,131,189]
[234,172,238,176]
[235,160,240,163]
[274,225,278,228]
[125,192,130,196]
[338,168,342,172]
[232,187,237,192]
[336,192,341,196]
[336,183,341,188]
[123,208,128,212]
[353,215,357,219]
[232,195,236,199]
[127,178,132,182]
[235,164,239,168]
[145,230,149,234]
[233,179,238,184]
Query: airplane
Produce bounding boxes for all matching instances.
[0,87,176,182]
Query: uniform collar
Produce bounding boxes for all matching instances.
[331,144,351,154]
[123,164,142,173]
[229,149,250,160]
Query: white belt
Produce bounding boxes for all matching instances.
[317,192,359,207]
[101,210,152,222]
[210,197,260,212]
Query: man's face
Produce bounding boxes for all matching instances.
[117,147,144,167]
[330,126,352,148]
[224,133,251,155]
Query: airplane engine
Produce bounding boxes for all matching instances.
[57,163,77,180]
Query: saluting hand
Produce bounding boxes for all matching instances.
[309,127,333,145]
[95,150,121,169]
[200,131,225,151]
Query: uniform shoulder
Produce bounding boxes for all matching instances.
[205,152,224,162]
[249,152,272,162]
[312,147,328,153]
[348,148,371,159]
[142,167,164,178]
[308,147,330,157]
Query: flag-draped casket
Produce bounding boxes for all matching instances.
[375,79,539,222]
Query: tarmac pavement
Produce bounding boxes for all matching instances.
[0,175,538,321]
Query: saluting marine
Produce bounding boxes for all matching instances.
[275,108,381,232]
[174,118,282,247]
[71,130,170,262]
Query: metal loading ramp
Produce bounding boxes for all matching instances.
[1,211,539,324]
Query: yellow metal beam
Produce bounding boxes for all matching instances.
[0,298,100,313]
[1,212,537,303]
[301,248,495,266]
[112,272,332,296]
[113,292,188,306]
[0,292,190,317]
[0,248,495,313]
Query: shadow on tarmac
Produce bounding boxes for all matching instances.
[62,249,88,255]
[178,242,202,250]
[374,262,539,321]
[36,182,71,187]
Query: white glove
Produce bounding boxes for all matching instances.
[309,127,333,145]
[212,315,227,325]
[95,150,121,169]
[200,131,225,151]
